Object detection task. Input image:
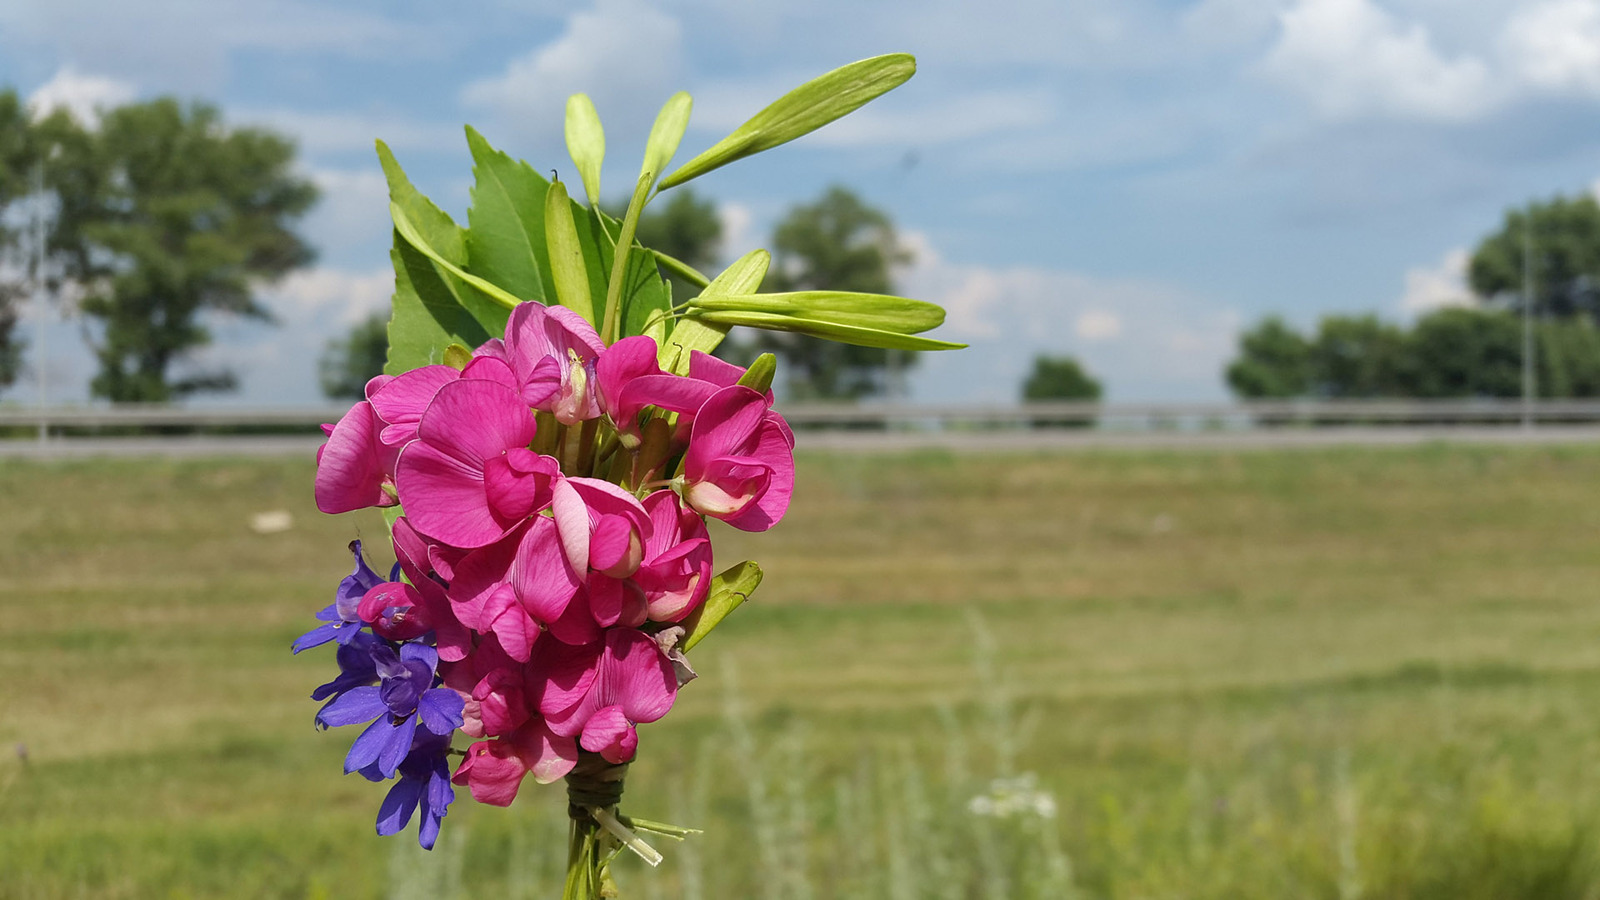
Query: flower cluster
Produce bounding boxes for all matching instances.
[296,302,794,847]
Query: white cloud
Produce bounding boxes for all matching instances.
[1503,0,1600,96]
[900,234,1238,401]
[1075,310,1123,340]
[264,266,393,328]
[297,168,393,262]
[716,201,756,263]
[26,66,135,125]
[462,0,685,152]
[241,109,458,157]
[1183,0,1287,48]
[1399,247,1476,314]
[1258,0,1497,121]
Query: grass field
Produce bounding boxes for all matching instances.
[5,445,1600,898]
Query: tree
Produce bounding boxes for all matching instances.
[319,312,389,400]
[633,188,721,303]
[41,99,317,402]
[1308,314,1410,397]
[1470,194,1600,319]
[1404,307,1523,398]
[760,185,914,400]
[0,89,38,392]
[1226,316,1311,398]
[1021,355,1102,401]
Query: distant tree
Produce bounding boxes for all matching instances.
[1309,314,1410,397]
[633,188,721,303]
[1226,316,1311,398]
[319,312,388,400]
[1470,194,1600,320]
[760,185,914,400]
[1021,354,1102,401]
[0,89,37,392]
[40,98,317,402]
[1404,307,1523,398]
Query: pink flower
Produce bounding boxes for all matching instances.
[390,517,471,662]
[594,336,664,443]
[551,478,653,580]
[681,386,795,532]
[503,302,606,424]
[447,516,581,661]
[450,718,577,806]
[633,490,713,622]
[394,379,555,549]
[314,401,398,514]
[542,629,677,764]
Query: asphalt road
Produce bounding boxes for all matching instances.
[5,426,1600,460]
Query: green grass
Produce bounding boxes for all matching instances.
[5,445,1600,897]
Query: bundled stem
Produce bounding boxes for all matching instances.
[563,753,631,900]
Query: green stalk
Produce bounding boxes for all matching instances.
[601,171,654,345]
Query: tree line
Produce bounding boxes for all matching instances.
[1229,195,1600,400]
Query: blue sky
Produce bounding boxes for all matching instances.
[7,0,1600,404]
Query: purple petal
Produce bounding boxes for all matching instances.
[317,686,386,728]
[378,714,418,779]
[376,777,422,837]
[292,622,340,654]
[345,716,394,772]
[418,688,466,735]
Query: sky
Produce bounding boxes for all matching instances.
[7,0,1600,404]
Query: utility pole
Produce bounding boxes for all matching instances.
[1522,214,1535,431]
[30,162,47,442]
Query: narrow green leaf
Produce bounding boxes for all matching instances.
[682,561,763,653]
[650,249,711,288]
[657,249,770,372]
[641,92,692,191]
[565,94,605,207]
[689,290,945,334]
[465,126,552,307]
[545,179,596,325]
[660,53,915,189]
[391,201,523,310]
[689,309,967,350]
[737,353,776,394]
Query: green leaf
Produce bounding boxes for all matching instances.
[736,353,776,393]
[682,561,763,653]
[641,92,691,191]
[660,53,916,189]
[465,126,553,307]
[391,201,524,310]
[688,309,967,350]
[650,249,711,288]
[689,290,945,334]
[378,141,504,373]
[657,249,770,373]
[600,171,654,344]
[565,94,605,207]
[545,179,596,325]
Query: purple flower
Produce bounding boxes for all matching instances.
[315,641,465,780]
[292,541,398,653]
[367,729,456,849]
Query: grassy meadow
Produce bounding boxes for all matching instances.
[5,444,1600,898]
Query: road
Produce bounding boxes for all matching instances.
[4,425,1600,459]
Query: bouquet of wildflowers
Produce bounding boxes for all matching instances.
[293,53,962,898]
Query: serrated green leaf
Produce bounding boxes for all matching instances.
[660,54,915,189]
[657,249,770,372]
[641,92,691,191]
[465,126,552,307]
[545,179,596,325]
[682,561,763,653]
[392,201,523,311]
[689,290,944,334]
[689,309,967,350]
[565,94,605,207]
[378,141,504,373]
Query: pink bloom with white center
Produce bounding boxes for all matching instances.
[502,301,606,424]
[395,379,557,549]
[633,490,713,622]
[541,629,677,764]
[681,385,795,532]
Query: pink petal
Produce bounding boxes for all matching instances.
[514,719,579,784]
[721,419,795,532]
[531,640,602,718]
[460,355,519,393]
[510,515,581,623]
[314,402,394,514]
[545,585,603,646]
[449,534,522,631]
[618,374,716,418]
[596,335,661,421]
[452,740,528,807]
[579,705,638,764]
[396,441,503,548]
[607,629,677,724]
[416,379,538,470]
[369,365,459,436]
[684,386,768,481]
[589,514,638,577]
[481,585,539,662]
[588,574,624,628]
[550,479,591,574]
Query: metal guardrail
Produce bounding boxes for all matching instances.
[5,399,1600,433]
